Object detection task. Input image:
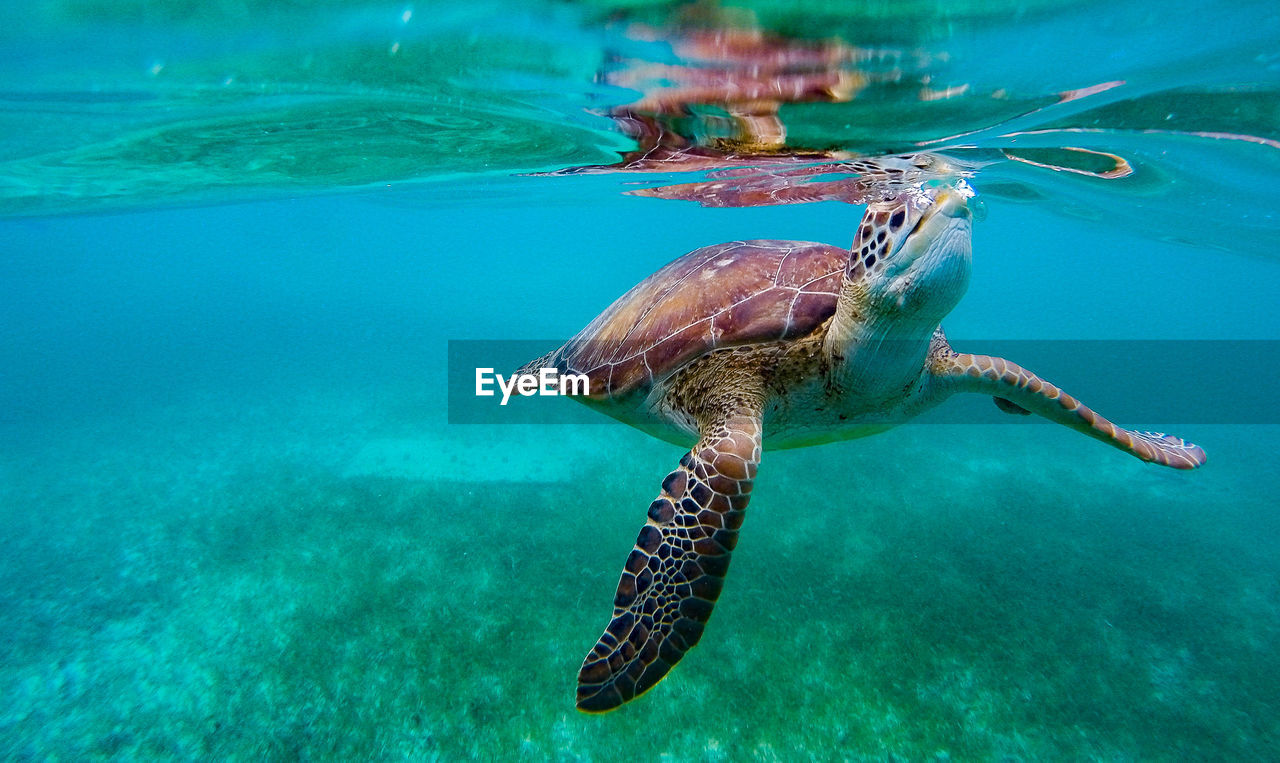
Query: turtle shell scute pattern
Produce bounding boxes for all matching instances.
[546,240,844,398]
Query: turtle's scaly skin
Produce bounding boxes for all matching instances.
[935,352,1206,468]
[524,185,1206,712]
[576,393,762,711]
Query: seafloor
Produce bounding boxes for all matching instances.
[1,364,1275,759]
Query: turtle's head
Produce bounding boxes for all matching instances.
[848,185,973,326]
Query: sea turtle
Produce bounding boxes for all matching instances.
[520,183,1205,712]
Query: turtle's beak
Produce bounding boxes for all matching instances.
[922,188,970,226]
[897,188,971,266]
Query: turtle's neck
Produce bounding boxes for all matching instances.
[835,317,939,400]
[824,284,946,401]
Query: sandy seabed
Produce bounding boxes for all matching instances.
[1,374,1276,761]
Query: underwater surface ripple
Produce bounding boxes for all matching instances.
[2,1,1280,760]
[1,0,1278,257]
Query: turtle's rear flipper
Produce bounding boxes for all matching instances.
[940,353,1207,469]
[576,407,762,712]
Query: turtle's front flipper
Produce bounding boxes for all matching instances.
[577,404,763,712]
[936,353,1206,469]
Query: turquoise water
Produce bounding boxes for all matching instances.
[3,1,1280,759]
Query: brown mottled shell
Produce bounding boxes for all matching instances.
[544,240,845,398]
